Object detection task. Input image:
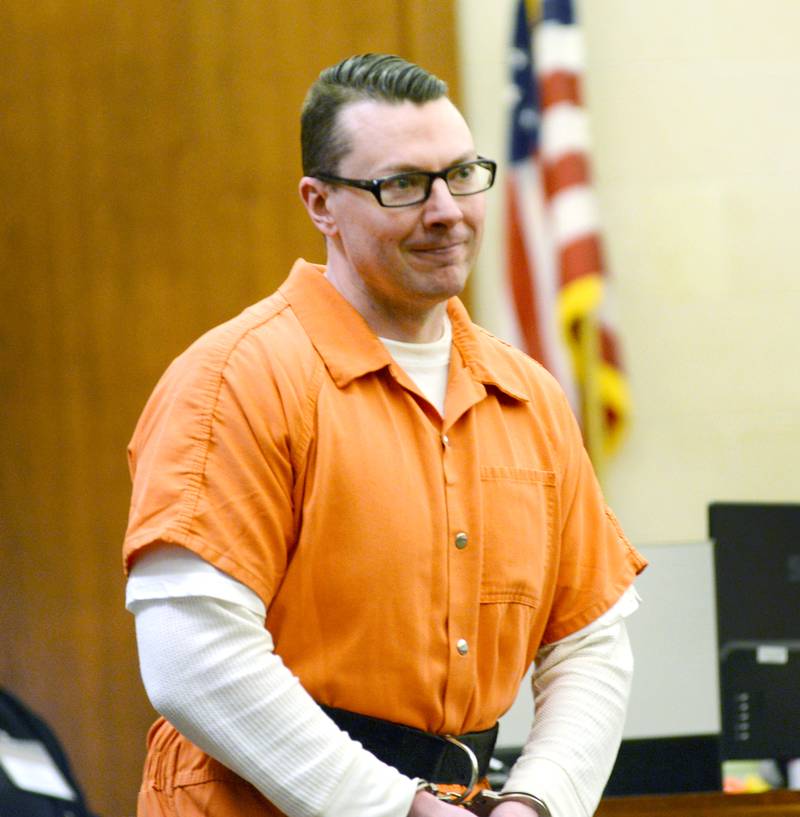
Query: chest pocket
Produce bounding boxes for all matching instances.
[479,466,556,607]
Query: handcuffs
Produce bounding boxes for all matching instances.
[417,784,551,816]
[415,736,552,816]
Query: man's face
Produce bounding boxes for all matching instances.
[316,97,487,334]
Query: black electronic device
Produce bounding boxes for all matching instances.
[718,644,800,760]
[710,502,800,762]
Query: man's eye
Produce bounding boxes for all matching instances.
[384,174,423,192]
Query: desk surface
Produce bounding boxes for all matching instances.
[595,789,800,816]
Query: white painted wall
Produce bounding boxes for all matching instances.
[456,0,800,742]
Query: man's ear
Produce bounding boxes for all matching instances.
[298,177,338,237]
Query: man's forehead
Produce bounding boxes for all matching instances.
[335,97,476,174]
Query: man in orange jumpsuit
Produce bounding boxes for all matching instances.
[123,54,646,817]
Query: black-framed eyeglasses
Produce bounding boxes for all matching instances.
[314,157,497,208]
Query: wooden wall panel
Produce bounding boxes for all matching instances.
[0,2,459,815]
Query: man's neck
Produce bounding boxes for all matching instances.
[372,305,448,343]
[323,264,449,343]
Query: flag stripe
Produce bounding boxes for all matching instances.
[543,152,591,197]
[540,104,590,161]
[506,180,545,364]
[560,235,603,287]
[542,153,589,198]
[539,70,582,108]
[550,185,599,247]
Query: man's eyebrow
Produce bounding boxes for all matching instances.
[377,152,479,176]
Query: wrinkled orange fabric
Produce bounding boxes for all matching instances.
[136,719,284,816]
[124,259,646,816]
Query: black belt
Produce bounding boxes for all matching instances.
[320,705,499,786]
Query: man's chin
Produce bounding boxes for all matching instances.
[416,265,470,301]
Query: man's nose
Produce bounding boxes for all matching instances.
[422,178,464,226]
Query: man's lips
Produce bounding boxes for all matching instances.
[408,239,468,255]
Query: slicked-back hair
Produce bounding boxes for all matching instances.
[301,53,448,178]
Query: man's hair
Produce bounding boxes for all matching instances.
[301,53,448,177]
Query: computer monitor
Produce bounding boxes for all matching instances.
[710,502,800,761]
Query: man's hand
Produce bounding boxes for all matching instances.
[408,791,544,817]
[407,791,470,816]
[490,801,542,817]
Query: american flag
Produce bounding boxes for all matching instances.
[505,0,629,462]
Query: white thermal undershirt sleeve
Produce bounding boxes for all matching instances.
[501,617,636,817]
[133,593,417,817]
[126,543,266,616]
